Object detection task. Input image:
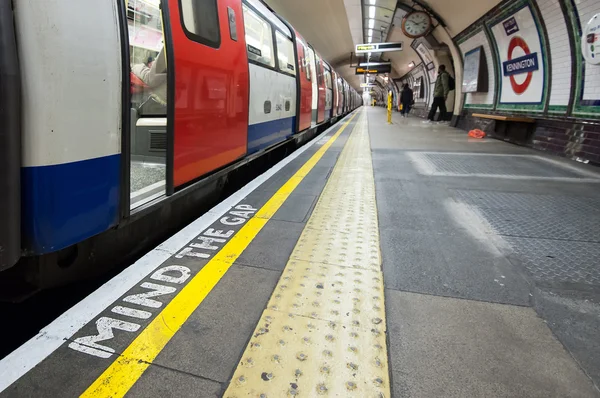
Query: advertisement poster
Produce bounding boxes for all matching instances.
[416,43,434,66]
[490,6,545,104]
[462,47,482,93]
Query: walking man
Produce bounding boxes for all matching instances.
[423,64,450,124]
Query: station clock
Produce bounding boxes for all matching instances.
[401,10,433,39]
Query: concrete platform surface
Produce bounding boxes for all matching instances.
[1,107,599,397]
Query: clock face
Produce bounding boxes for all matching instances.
[402,11,432,39]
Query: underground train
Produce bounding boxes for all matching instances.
[0,0,361,291]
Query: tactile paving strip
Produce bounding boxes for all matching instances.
[225,111,390,397]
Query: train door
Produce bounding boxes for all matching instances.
[294,33,312,132]
[323,63,333,122]
[337,77,343,115]
[331,70,339,117]
[127,0,169,208]
[307,45,318,127]
[243,0,296,153]
[0,1,20,269]
[315,52,326,123]
[169,0,249,188]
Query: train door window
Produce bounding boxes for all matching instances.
[180,0,220,47]
[275,31,295,75]
[315,55,323,86]
[301,42,311,81]
[127,0,169,209]
[325,70,332,89]
[242,5,275,68]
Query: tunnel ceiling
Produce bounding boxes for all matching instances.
[416,0,504,37]
[263,0,363,90]
[264,0,504,92]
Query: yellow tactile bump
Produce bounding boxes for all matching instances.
[225,111,389,397]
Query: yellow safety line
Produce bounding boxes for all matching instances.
[224,110,390,397]
[80,112,357,397]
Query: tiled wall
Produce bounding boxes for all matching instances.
[537,0,572,110]
[452,0,600,163]
[576,0,600,105]
[458,31,496,107]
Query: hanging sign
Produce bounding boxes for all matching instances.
[355,64,392,75]
[355,42,403,54]
[582,13,600,65]
[361,83,376,88]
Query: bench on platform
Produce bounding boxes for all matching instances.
[471,113,536,144]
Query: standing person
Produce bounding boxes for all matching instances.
[400,83,414,118]
[423,64,450,124]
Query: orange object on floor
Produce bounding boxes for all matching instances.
[468,129,486,139]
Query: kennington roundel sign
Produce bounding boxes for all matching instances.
[502,36,539,95]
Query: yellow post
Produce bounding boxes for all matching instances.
[387,91,392,124]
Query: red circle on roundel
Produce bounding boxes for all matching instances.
[507,36,533,95]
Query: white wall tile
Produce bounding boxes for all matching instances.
[536,0,572,106]
[460,31,496,106]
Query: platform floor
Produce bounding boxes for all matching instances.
[2,107,600,397]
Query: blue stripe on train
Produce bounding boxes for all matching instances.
[22,154,120,254]
[248,116,296,154]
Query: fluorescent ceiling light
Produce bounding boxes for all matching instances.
[368,19,375,29]
[370,0,376,4]
[367,37,372,43]
[369,6,375,18]
[367,28,373,37]
[408,62,415,68]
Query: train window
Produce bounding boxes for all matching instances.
[301,43,311,81]
[180,0,220,48]
[325,70,332,89]
[243,5,275,68]
[275,31,296,75]
[127,0,168,209]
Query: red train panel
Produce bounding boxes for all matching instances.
[316,52,326,123]
[295,31,312,133]
[169,0,249,188]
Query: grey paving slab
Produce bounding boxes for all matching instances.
[452,189,600,213]
[385,290,599,398]
[380,227,530,305]
[152,264,280,383]
[417,152,585,178]
[293,165,333,196]
[505,237,600,286]
[236,220,305,271]
[127,365,222,397]
[533,286,600,390]
[271,193,318,223]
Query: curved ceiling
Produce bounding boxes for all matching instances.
[263,0,504,91]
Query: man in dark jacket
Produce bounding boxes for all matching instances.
[400,83,413,118]
[424,64,450,123]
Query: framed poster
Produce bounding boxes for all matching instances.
[489,4,546,105]
[416,43,434,66]
[462,46,488,93]
[427,62,436,81]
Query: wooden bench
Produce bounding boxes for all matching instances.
[471,113,536,144]
[472,113,535,123]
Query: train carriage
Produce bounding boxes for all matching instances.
[0,0,361,286]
